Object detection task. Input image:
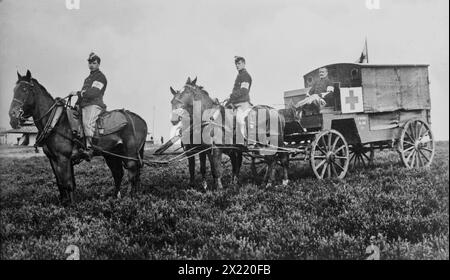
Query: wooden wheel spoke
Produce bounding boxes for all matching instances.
[332,137,340,151]
[417,122,424,139]
[316,145,327,156]
[320,137,328,152]
[421,147,434,153]
[403,145,415,153]
[320,162,328,178]
[333,161,345,172]
[331,163,338,177]
[335,156,348,160]
[349,152,356,163]
[403,140,415,147]
[406,149,415,165]
[314,155,327,159]
[417,151,424,167]
[414,122,421,140]
[315,159,327,170]
[410,151,418,168]
[418,149,431,164]
[334,145,346,154]
[361,152,371,162]
[327,133,333,150]
[359,155,366,167]
[327,163,332,178]
[405,130,415,143]
[411,123,418,140]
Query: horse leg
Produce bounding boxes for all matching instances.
[229,152,237,185]
[234,151,243,184]
[251,157,257,184]
[188,155,196,188]
[207,151,217,189]
[48,158,64,202]
[263,157,276,188]
[212,147,223,190]
[104,155,124,198]
[125,159,141,196]
[199,151,208,190]
[279,152,290,186]
[52,155,75,206]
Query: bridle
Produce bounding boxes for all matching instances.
[11,80,65,125]
[11,80,36,123]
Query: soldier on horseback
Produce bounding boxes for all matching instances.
[226,56,253,144]
[70,52,107,160]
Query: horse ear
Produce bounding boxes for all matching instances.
[17,71,22,80]
[170,87,177,95]
[25,70,32,80]
[192,77,197,85]
[186,77,191,85]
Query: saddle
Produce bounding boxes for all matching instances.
[66,108,128,140]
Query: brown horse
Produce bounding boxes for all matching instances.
[171,77,289,188]
[170,78,220,189]
[8,70,147,205]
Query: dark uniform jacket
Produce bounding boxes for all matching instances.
[77,69,107,109]
[229,68,252,104]
[309,77,334,106]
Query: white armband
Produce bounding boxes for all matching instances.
[240,82,250,89]
[92,81,104,90]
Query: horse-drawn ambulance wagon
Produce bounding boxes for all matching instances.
[282,63,435,179]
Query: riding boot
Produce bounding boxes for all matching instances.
[80,136,95,161]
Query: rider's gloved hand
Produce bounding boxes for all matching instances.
[69,91,78,97]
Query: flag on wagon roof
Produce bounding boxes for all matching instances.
[355,38,369,63]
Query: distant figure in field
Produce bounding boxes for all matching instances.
[160,136,164,144]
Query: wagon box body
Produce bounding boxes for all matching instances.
[284,63,432,143]
[282,63,434,176]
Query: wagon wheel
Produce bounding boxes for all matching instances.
[349,143,374,169]
[398,119,435,168]
[310,130,350,179]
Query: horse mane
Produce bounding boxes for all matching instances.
[31,78,54,100]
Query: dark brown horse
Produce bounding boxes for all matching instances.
[170,77,245,189]
[8,70,147,205]
[171,77,289,188]
[170,78,220,189]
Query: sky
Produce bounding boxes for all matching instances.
[0,0,448,141]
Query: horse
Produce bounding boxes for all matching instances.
[8,70,148,206]
[170,77,244,190]
[171,77,289,188]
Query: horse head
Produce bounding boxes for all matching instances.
[170,76,214,125]
[9,70,38,129]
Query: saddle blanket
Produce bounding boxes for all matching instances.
[96,110,128,135]
[67,108,128,137]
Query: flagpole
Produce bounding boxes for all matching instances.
[365,37,369,63]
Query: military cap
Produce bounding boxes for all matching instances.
[87,52,101,64]
[234,56,245,64]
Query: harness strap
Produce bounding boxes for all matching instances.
[34,103,65,147]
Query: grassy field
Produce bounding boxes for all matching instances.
[0,142,448,259]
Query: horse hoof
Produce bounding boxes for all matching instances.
[116,191,121,199]
[282,179,289,186]
[201,181,208,190]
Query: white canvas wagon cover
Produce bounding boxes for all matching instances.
[300,63,431,113]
